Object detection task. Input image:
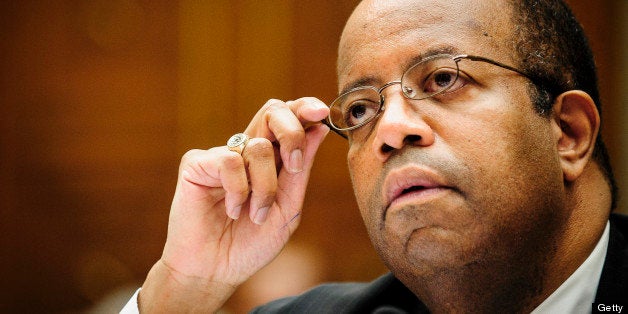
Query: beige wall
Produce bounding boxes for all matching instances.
[0,1,624,312]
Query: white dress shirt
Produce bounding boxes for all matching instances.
[532,222,610,314]
[120,288,140,313]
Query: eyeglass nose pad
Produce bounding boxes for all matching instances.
[378,94,386,113]
[402,85,416,98]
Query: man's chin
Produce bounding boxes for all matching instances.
[380,228,480,275]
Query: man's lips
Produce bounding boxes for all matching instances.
[383,165,453,210]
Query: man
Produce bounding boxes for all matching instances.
[124,0,627,312]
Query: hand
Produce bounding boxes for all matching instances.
[138,97,330,312]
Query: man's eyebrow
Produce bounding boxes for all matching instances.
[339,76,379,96]
[338,45,460,96]
[399,46,459,71]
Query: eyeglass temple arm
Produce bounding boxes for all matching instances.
[320,119,348,139]
[461,55,531,80]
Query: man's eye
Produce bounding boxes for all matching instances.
[343,100,378,127]
[350,104,366,119]
[433,72,455,87]
[423,68,466,95]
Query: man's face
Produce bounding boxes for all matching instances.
[338,0,567,285]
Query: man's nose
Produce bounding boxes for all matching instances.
[371,91,435,161]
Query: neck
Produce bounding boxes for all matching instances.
[406,247,552,313]
[539,163,610,304]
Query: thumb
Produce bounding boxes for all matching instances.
[276,123,329,211]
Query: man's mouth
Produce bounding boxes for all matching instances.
[383,166,453,210]
[402,185,428,194]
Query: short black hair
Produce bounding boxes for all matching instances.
[508,0,618,210]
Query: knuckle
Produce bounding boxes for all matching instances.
[297,96,319,103]
[293,97,323,109]
[231,184,250,197]
[221,153,244,171]
[263,99,286,112]
[181,149,204,165]
[244,138,274,159]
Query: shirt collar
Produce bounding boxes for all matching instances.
[531,221,610,313]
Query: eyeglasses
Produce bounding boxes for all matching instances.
[325,54,532,139]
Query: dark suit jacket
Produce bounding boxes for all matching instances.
[252,214,628,313]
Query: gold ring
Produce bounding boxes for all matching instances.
[227,133,250,155]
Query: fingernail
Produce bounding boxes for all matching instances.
[289,149,303,173]
[254,207,269,225]
[229,205,242,220]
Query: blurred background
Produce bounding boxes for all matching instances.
[0,1,625,313]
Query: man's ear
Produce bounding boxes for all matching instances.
[552,90,600,182]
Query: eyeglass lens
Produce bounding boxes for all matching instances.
[329,54,461,131]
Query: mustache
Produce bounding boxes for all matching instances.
[367,148,472,214]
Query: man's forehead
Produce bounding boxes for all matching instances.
[348,0,451,26]
[341,0,508,39]
[336,0,513,85]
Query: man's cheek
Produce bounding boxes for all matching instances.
[347,151,369,194]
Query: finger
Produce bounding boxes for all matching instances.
[177,148,250,220]
[275,123,330,227]
[254,100,307,174]
[217,150,250,220]
[241,138,278,225]
[246,99,330,174]
[286,97,330,125]
[302,124,331,173]
[247,98,329,139]
[246,99,287,141]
